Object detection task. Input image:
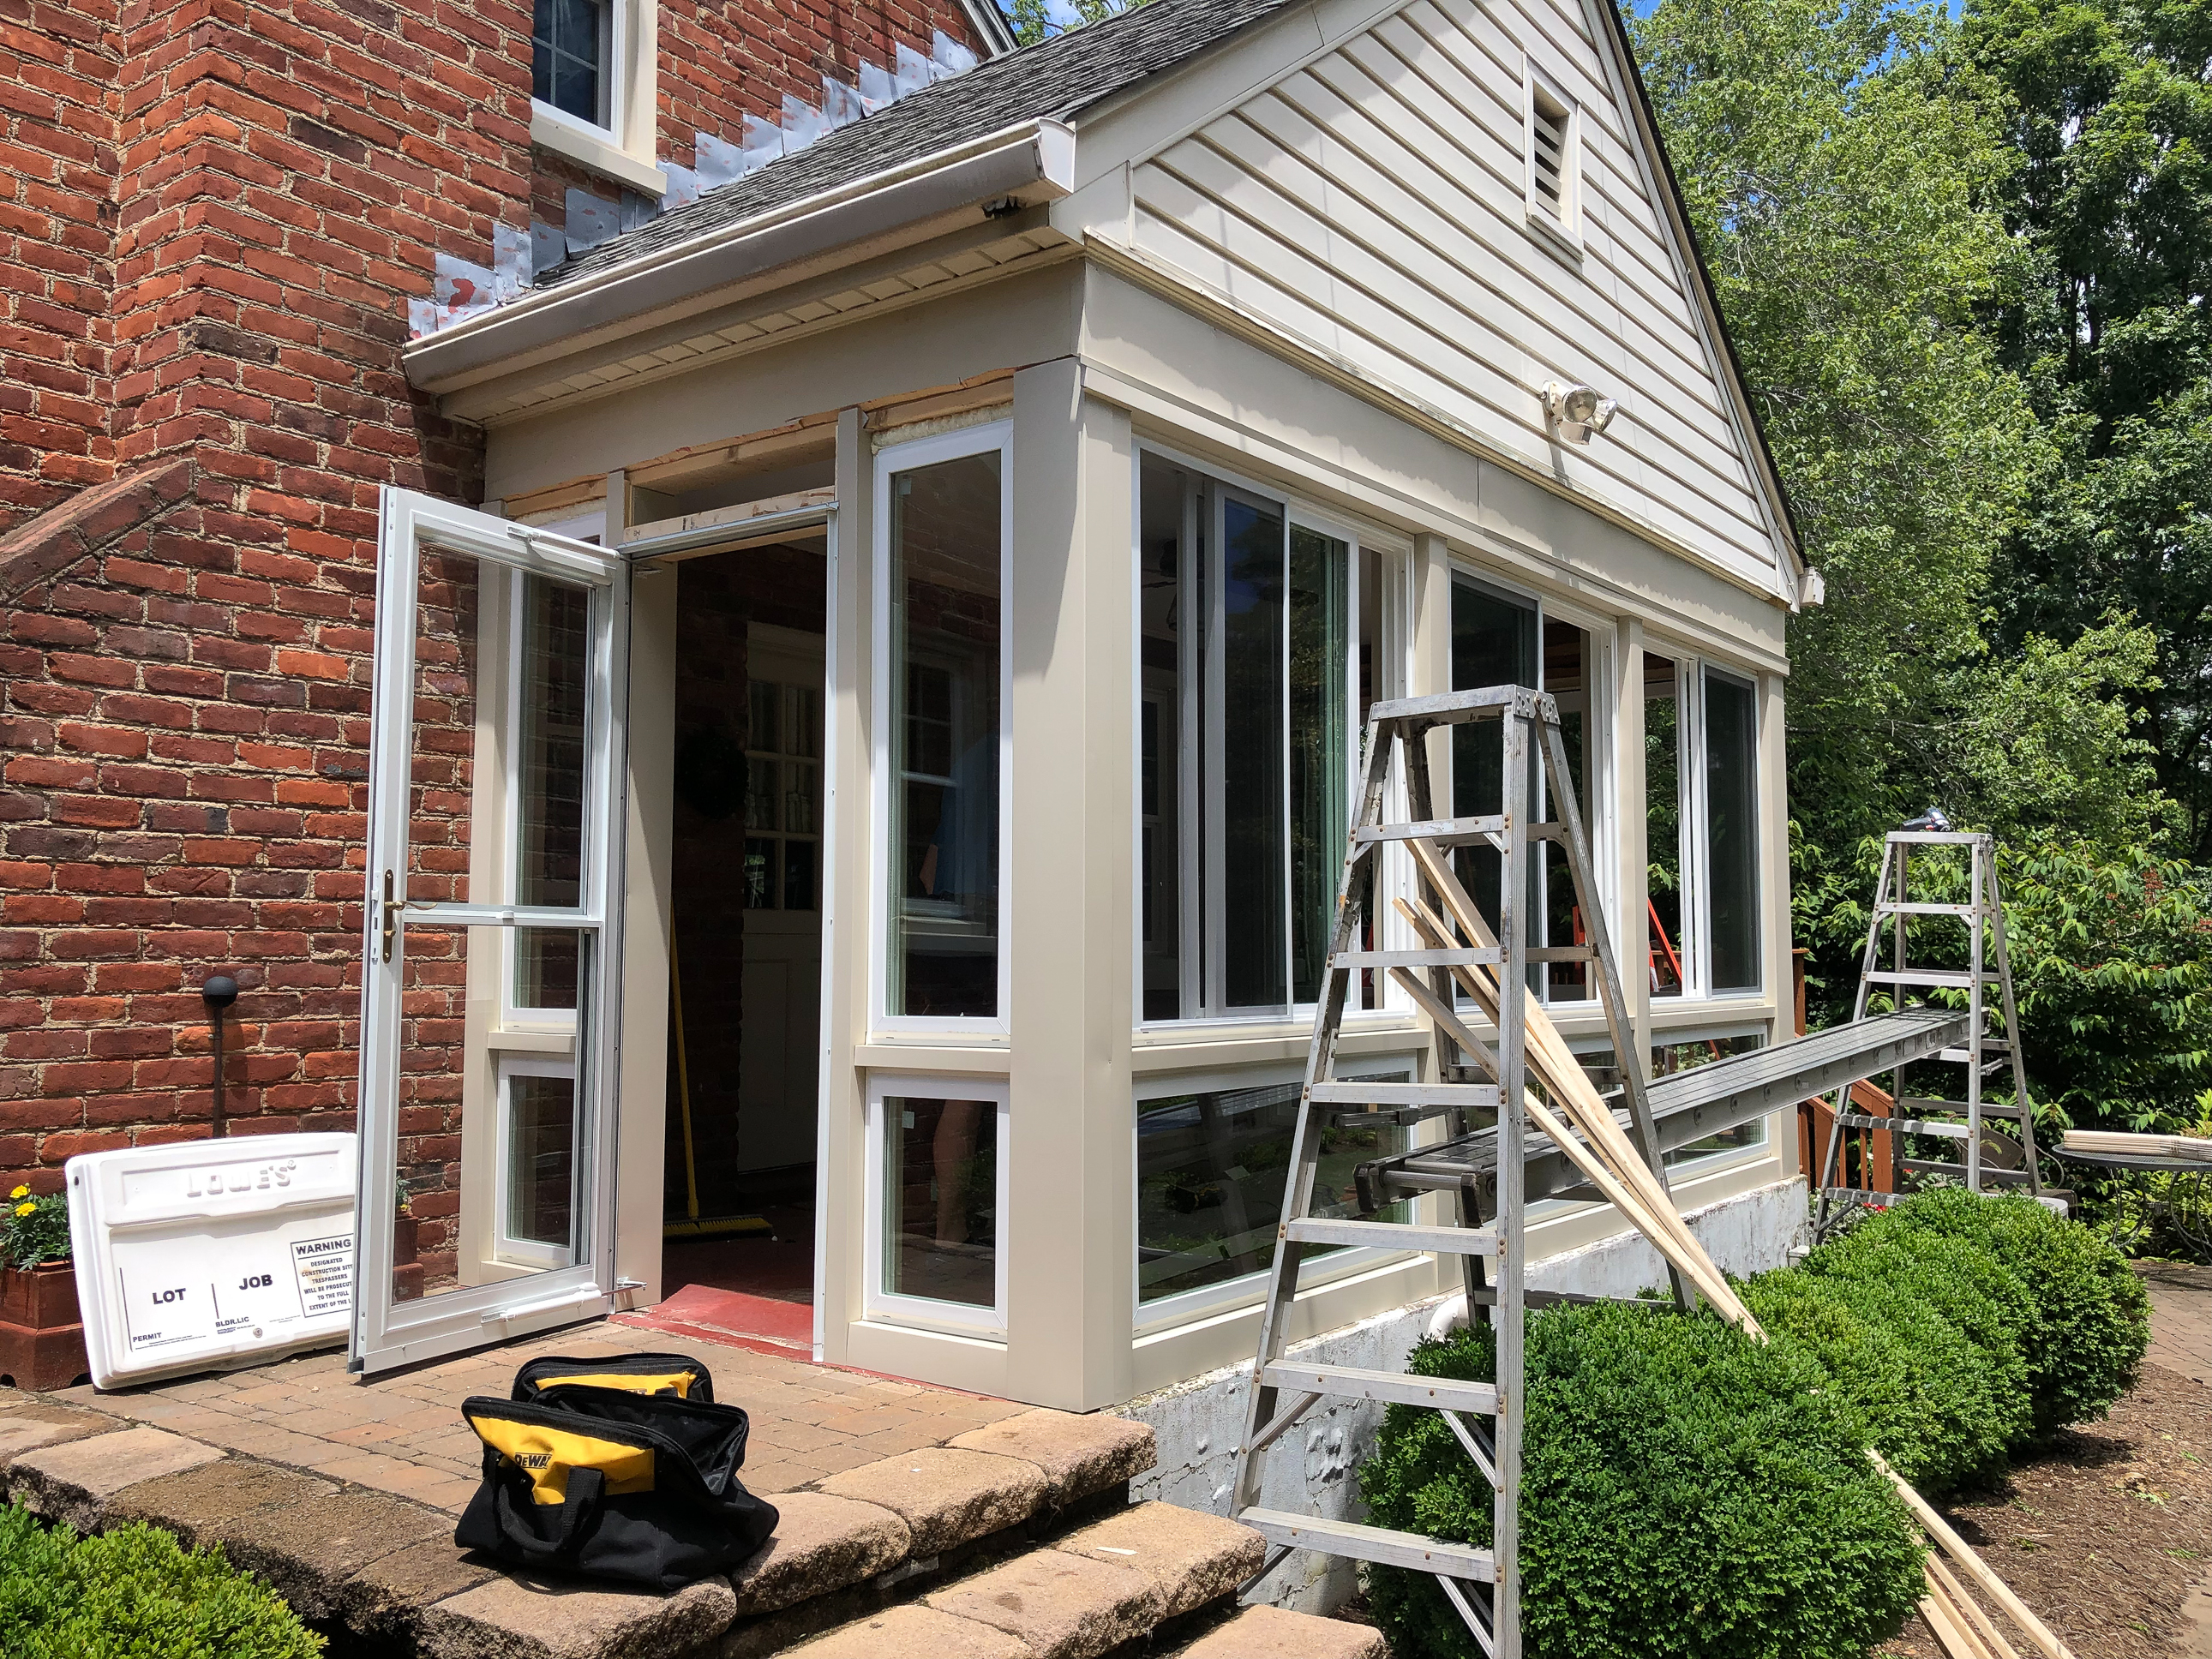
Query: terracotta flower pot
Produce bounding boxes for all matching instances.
[0,1261,89,1392]
[393,1213,424,1303]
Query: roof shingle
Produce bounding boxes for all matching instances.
[542,0,1291,289]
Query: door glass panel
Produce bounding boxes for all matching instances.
[1704,672,1759,992]
[883,1096,997,1309]
[888,451,1002,1018]
[1288,525,1348,1005]
[1542,619,1593,1003]
[505,1069,577,1255]
[1645,654,1685,997]
[407,551,485,907]
[515,572,590,908]
[1220,495,1286,1010]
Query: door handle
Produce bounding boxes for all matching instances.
[381,870,399,963]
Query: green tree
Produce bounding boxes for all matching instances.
[1964,0,2212,854]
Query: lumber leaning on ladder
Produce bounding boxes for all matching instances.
[1402,826,2073,1659]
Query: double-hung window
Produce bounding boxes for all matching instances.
[1449,573,1610,1005]
[527,0,661,196]
[875,422,1011,1030]
[1137,451,1383,1022]
[1646,653,1761,998]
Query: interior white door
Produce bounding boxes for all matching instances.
[353,487,629,1375]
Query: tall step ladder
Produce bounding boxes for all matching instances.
[1231,686,1671,1659]
[1811,828,2040,1243]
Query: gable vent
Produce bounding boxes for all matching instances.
[1531,98,1568,218]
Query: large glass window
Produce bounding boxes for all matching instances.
[1449,575,1604,1004]
[1136,1069,1410,1309]
[1655,1033,1767,1165]
[882,434,1005,1023]
[1140,453,1376,1021]
[1644,653,1761,998]
[531,0,608,125]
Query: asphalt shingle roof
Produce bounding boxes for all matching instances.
[543,0,1291,288]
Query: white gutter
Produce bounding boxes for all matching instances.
[406,118,1076,396]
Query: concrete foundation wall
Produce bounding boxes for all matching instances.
[1113,1175,1807,1614]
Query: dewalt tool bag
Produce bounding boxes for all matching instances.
[456,1354,777,1590]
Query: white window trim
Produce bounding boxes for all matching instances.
[862,1073,1010,1339]
[493,1051,578,1269]
[1446,562,1618,1010]
[530,0,667,197]
[1522,57,1584,257]
[1130,440,1412,1033]
[1652,652,1765,1004]
[870,419,1014,1038]
[1132,1057,1422,1336]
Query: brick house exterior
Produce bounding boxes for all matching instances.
[0,0,1001,1192]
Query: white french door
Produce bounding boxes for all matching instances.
[352,488,629,1374]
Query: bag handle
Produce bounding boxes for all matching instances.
[493,1465,605,1567]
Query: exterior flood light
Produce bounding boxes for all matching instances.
[1543,380,1617,445]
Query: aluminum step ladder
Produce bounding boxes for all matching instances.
[1811,829,2040,1242]
[1230,686,1669,1659]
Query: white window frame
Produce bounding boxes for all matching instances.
[1132,1057,1420,1336]
[870,420,1015,1038]
[493,1051,578,1269]
[1131,440,1408,1031]
[1522,58,1584,255]
[862,1072,1010,1339]
[530,0,667,197]
[1652,653,1764,1003]
[1447,563,1618,1009]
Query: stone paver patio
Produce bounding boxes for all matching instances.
[2139,1260,2212,1386]
[46,1315,1027,1517]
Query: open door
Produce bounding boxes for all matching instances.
[353,488,629,1374]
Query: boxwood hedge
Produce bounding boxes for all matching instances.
[1361,1189,2149,1659]
[0,1500,323,1659]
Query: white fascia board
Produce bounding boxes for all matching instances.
[406,119,1076,397]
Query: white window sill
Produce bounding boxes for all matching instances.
[531,105,667,197]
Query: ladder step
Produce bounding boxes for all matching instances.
[1897,1096,2027,1120]
[1821,1187,1903,1207]
[1898,1159,2038,1186]
[1337,948,1502,970]
[1873,901,1983,916]
[1354,816,1503,847]
[1862,970,2002,989]
[1286,1216,1498,1256]
[1237,1508,1496,1581]
[1837,1112,1969,1140]
[1262,1361,1497,1416]
[1310,1082,1499,1110]
[1937,1048,2012,1073]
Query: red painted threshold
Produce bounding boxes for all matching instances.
[614,1283,813,1359]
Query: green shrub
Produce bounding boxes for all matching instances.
[1880,1187,2149,1435]
[1360,1305,1924,1659]
[1802,1221,2035,1451]
[0,1500,323,1659]
[1739,1267,2009,1494]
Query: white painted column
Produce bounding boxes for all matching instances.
[1613,616,1650,1071]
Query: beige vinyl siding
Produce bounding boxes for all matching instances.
[1126,0,1780,591]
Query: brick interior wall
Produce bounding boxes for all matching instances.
[0,0,989,1194]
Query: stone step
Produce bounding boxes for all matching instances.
[781,1500,1266,1659]
[1172,1604,1389,1659]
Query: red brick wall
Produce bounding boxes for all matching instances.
[0,0,992,1193]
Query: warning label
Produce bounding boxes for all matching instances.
[291,1234,354,1318]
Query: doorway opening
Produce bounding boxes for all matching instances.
[659,533,827,1343]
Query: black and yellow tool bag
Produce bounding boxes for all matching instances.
[511,1351,716,1404]
[456,1356,776,1590]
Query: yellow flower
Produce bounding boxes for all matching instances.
[12,1202,32,1218]
[8,1186,25,1200]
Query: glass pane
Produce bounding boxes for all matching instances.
[883,1097,997,1309]
[748,680,779,753]
[514,926,580,1010]
[745,758,779,830]
[743,838,776,908]
[515,571,590,911]
[782,837,816,911]
[1450,578,1538,938]
[1136,1073,1409,1304]
[1542,619,1592,1003]
[1658,1033,1765,1164]
[407,551,484,907]
[506,1071,576,1251]
[784,762,818,835]
[1645,654,1685,997]
[1705,672,1759,992]
[549,51,598,123]
[1138,454,1190,1022]
[888,450,1002,1019]
[1289,525,1349,1005]
[395,926,593,1297]
[1221,495,1286,1010]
